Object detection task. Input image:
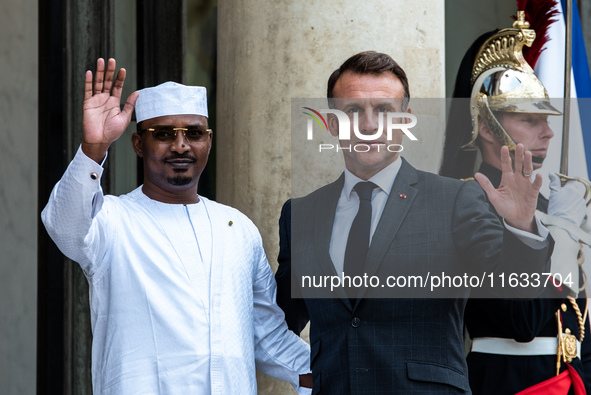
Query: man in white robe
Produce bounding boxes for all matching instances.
[41,58,312,394]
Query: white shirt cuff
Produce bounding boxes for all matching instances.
[77,144,109,167]
[297,387,313,395]
[503,216,549,249]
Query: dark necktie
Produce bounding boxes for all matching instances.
[344,182,377,299]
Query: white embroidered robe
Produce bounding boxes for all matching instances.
[41,147,310,394]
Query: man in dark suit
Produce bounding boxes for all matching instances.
[276,51,554,394]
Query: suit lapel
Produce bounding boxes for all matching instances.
[355,159,419,303]
[312,174,353,309]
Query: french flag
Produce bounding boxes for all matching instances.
[534,0,591,192]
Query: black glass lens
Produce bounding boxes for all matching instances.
[184,129,206,141]
[143,127,208,142]
[152,128,177,141]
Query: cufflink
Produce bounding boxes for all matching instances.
[90,172,99,180]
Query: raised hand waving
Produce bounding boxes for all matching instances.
[81,58,138,163]
[475,144,542,233]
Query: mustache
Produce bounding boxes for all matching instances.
[162,153,197,162]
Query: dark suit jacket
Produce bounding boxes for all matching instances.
[276,158,553,394]
[465,162,591,395]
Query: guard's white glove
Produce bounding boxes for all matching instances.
[548,173,587,232]
[543,174,590,297]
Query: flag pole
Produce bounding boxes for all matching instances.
[560,0,573,175]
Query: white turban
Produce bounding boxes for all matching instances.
[135,81,208,123]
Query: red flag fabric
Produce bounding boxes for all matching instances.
[515,363,586,395]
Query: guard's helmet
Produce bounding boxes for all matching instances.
[465,11,561,151]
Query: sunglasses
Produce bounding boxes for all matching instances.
[139,127,212,143]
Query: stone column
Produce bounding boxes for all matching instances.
[0,0,38,394]
[217,1,445,393]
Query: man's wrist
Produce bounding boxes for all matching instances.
[505,218,536,234]
[81,141,111,164]
[299,373,313,388]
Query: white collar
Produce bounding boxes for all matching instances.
[343,157,402,200]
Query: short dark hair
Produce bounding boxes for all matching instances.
[327,51,410,110]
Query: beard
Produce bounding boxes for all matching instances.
[167,176,193,186]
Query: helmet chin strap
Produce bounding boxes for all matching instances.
[478,95,517,151]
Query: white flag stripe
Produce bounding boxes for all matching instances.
[533,1,588,200]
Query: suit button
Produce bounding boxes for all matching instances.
[351,317,361,328]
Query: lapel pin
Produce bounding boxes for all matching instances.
[229,221,233,226]
[399,193,406,199]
